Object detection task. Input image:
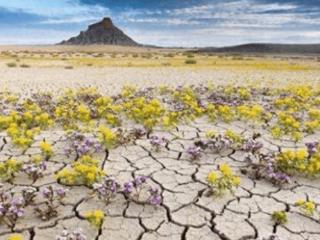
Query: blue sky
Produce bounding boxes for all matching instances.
[0,0,319,47]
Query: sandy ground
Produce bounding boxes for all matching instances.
[0,47,320,239]
[1,119,320,240]
[1,66,320,94]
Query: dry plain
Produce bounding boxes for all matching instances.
[0,46,320,240]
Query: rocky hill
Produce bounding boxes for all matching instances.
[59,17,139,46]
[198,43,320,55]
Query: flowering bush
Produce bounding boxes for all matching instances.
[0,185,25,228]
[276,147,320,177]
[295,199,317,217]
[22,157,47,182]
[186,146,202,160]
[57,155,105,186]
[0,159,22,181]
[149,135,167,152]
[207,163,241,196]
[64,132,101,157]
[93,177,119,204]
[98,126,117,150]
[123,97,164,130]
[123,176,162,206]
[35,185,68,220]
[40,140,53,159]
[84,210,104,228]
[271,211,287,225]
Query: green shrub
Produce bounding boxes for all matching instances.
[20,64,30,68]
[185,59,197,65]
[7,62,17,68]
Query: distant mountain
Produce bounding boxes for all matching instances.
[59,17,139,46]
[198,43,320,55]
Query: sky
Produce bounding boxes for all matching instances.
[0,0,319,47]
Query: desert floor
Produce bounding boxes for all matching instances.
[0,47,320,240]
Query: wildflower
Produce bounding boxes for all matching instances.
[207,172,218,184]
[220,163,232,177]
[295,199,316,216]
[85,210,104,228]
[186,146,202,160]
[7,234,23,240]
[207,163,240,196]
[40,141,53,158]
[148,187,162,206]
[271,211,287,225]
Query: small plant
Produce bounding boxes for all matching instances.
[98,126,117,150]
[40,141,53,159]
[7,234,23,240]
[6,62,17,68]
[185,59,197,64]
[276,147,320,176]
[0,185,25,228]
[295,199,316,216]
[35,185,67,220]
[207,163,241,196]
[149,135,167,152]
[56,155,105,186]
[84,210,104,228]
[186,146,202,160]
[0,159,23,181]
[64,132,101,157]
[20,64,30,68]
[195,133,234,153]
[22,158,47,182]
[56,228,86,240]
[93,177,119,204]
[271,211,287,225]
[123,176,162,206]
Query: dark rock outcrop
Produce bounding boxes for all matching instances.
[59,17,139,46]
[198,43,320,55]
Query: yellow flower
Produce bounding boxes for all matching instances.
[220,163,232,177]
[40,141,53,157]
[85,210,105,227]
[295,199,316,216]
[207,172,218,184]
[205,131,216,139]
[232,176,241,186]
[98,126,117,149]
[7,234,23,240]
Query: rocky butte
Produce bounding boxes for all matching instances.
[59,17,139,46]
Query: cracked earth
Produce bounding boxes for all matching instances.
[0,118,319,240]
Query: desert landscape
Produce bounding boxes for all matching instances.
[0,2,320,240]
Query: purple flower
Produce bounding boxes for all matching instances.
[56,187,67,198]
[65,132,102,157]
[42,187,52,199]
[123,182,134,194]
[150,136,165,147]
[149,194,162,206]
[305,141,318,155]
[186,146,202,160]
[148,187,162,206]
[242,139,263,153]
[134,176,147,187]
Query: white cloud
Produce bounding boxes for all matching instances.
[0,0,110,24]
[0,0,319,46]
